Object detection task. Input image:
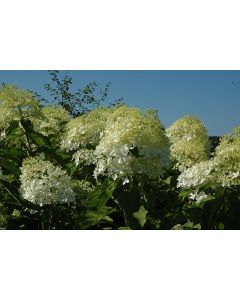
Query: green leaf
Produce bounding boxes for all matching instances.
[20,119,52,150]
[20,119,34,132]
[57,149,72,161]
[5,120,20,136]
[163,175,178,191]
[66,162,78,176]
[87,179,119,210]
[218,223,224,230]
[12,209,21,217]
[132,205,148,228]
[0,148,24,160]
[197,195,215,207]
[78,207,116,229]
[102,215,113,222]
[171,224,184,230]
[0,179,22,207]
[117,190,143,229]
[179,189,192,200]
[172,221,201,230]
[163,176,171,186]
[31,132,51,148]
[0,158,20,177]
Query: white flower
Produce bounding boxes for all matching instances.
[60,107,114,151]
[213,133,240,187]
[166,115,210,171]
[19,157,75,206]
[93,106,171,181]
[32,106,71,137]
[231,171,240,179]
[177,160,216,188]
[122,178,129,185]
[189,191,208,203]
[178,126,240,189]
[73,149,95,166]
[0,85,40,126]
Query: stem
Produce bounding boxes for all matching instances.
[41,209,46,230]
[18,107,33,155]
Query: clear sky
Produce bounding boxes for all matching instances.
[0,70,239,136]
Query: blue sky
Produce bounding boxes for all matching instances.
[0,70,239,136]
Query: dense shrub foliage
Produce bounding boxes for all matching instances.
[0,84,239,229]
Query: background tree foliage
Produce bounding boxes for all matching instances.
[32,70,124,116]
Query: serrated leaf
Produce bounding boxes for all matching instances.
[87,179,119,209]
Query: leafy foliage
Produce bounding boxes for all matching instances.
[31,70,124,116]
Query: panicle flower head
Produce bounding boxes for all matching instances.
[177,160,216,188]
[166,115,210,171]
[166,115,208,143]
[170,140,209,172]
[32,106,71,136]
[19,157,75,206]
[178,126,240,189]
[0,107,18,133]
[0,85,40,139]
[232,126,240,138]
[0,84,40,121]
[93,106,171,180]
[213,129,240,187]
[60,107,114,151]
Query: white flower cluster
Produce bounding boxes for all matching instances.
[0,84,40,124]
[166,116,210,171]
[0,107,18,132]
[60,107,113,151]
[232,126,240,138]
[189,191,209,203]
[0,85,40,141]
[177,160,216,188]
[72,148,95,166]
[71,179,94,200]
[32,106,71,137]
[93,106,171,181]
[178,127,240,188]
[213,132,240,187]
[19,157,75,206]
